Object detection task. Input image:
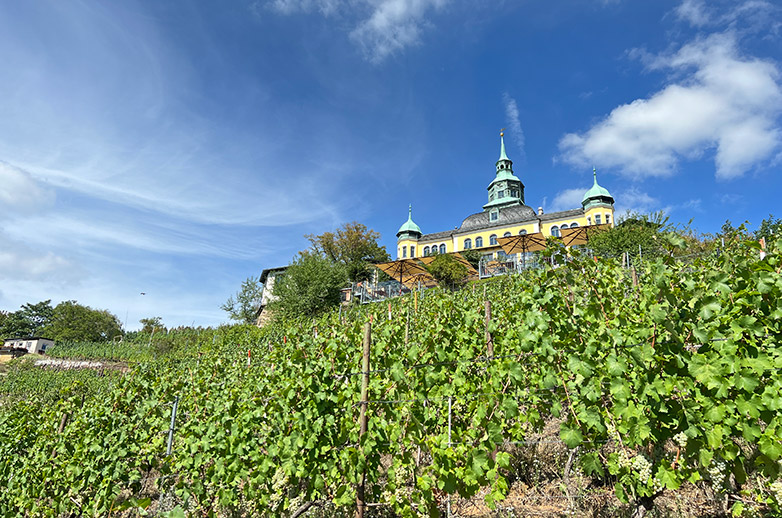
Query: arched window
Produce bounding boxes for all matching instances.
[490,234,498,245]
[475,237,483,248]
[570,222,579,228]
[503,232,511,237]
[551,226,560,237]
[560,224,568,230]
[519,229,527,235]
[423,246,430,256]
[439,244,446,254]
[464,238,472,249]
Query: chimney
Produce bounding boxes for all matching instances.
[537,207,544,215]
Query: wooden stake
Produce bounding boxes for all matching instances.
[414,290,418,313]
[356,322,371,518]
[485,300,493,357]
[631,266,638,287]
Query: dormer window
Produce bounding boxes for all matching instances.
[498,190,505,199]
[490,210,498,221]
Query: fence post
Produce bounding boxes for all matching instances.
[356,322,372,518]
[631,267,638,287]
[166,396,180,456]
[447,396,452,518]
[485,300,493,357]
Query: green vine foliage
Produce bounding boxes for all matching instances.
[0,237,780,516]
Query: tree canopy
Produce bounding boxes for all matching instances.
[587,211,681,260]
[270,252,348,319]
[0,300,122,343]
[221,276,264,325]
[425,254,469,288]
[306,222,390,282]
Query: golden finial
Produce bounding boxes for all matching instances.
[500,128,505,137]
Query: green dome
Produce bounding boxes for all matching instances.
[396,205,421,237]
[582,168,613,205]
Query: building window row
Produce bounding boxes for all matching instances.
[422,244,447,256]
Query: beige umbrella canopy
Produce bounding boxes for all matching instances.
[497,232,548,255]
[373,259,435,287]
[560,223,612,247]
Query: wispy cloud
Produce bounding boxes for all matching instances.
[558,32,782,179]
[265,0,449,63]
[0,162,54,214]
[502,93,526,160]
[550,188,584,213]
[674,0,780,33]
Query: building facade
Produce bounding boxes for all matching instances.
[396,133,615,260]
[3,337,54,354]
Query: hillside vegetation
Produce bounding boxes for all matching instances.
[1,238,781,517]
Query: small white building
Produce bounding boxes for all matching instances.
[3,337,54,354]
[256,266,287,326]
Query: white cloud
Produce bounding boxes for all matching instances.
[614,187,660,215]
[558,33,782,179]
[550,188,585,212]
[502,93,525,160]
[675,0,711,27]
[265,0,448,63]
[350,0,448,63]
[0,162,54,214]
[674,0,780,32]
[0,231,79,283]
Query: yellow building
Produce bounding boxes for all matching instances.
[395,133,615,260]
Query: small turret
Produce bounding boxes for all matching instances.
[582,167,614,211]
[396,204,422,240]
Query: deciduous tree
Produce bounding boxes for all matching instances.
[221,276,264,324]
[306,222,390,282]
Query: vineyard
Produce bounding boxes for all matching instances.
[1,238,781,517]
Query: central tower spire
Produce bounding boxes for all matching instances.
[483,130,525,211]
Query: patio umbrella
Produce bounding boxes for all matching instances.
[497,232,548,255]
[373,259,432,286]
[497,232,549,269]
[559,223,612,247]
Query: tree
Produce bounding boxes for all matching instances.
[587,211,681,260]
[42,301,123,342]
[756,214,782,241]
[221,276,264,324]
[271,252,348,318]
[306,222,390,282]
[425,254,469,288]
[139,317,164,334]
[0,300,53,339]
[460,249,483,269]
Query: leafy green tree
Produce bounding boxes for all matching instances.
[587,211,681,260]
[306,222,390,282]
[221,276,264,324]
[755,214,782,241]
[139,317,164,334]
[271,252,348,318]
[42,301,123,342]
[425,254,469,288]
[460,249,483,269]
[0,300,54,339]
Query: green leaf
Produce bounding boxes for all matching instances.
[560,423,583,448]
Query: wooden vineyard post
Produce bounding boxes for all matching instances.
[485,300,493,357]
[356,322,372,518]
[414,290,418,313]
[404,309,410,347]
[631,266,638,287]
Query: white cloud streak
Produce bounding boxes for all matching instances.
[267,0,449,63]
[502,93,526,160]
[558,32,782,179]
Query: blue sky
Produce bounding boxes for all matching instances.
[0,0,780,329]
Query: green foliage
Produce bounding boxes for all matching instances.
[221,276,264,325]
[756,214,782,242]
[0,300,54,339]
[139,316,164,334]
[43,301,123,342]
[306,222,390,282]
[425,253,469,287]
[271,252,348,318]
[2,235,782,516]
[588,211,677,259]
[460,249,483,269]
